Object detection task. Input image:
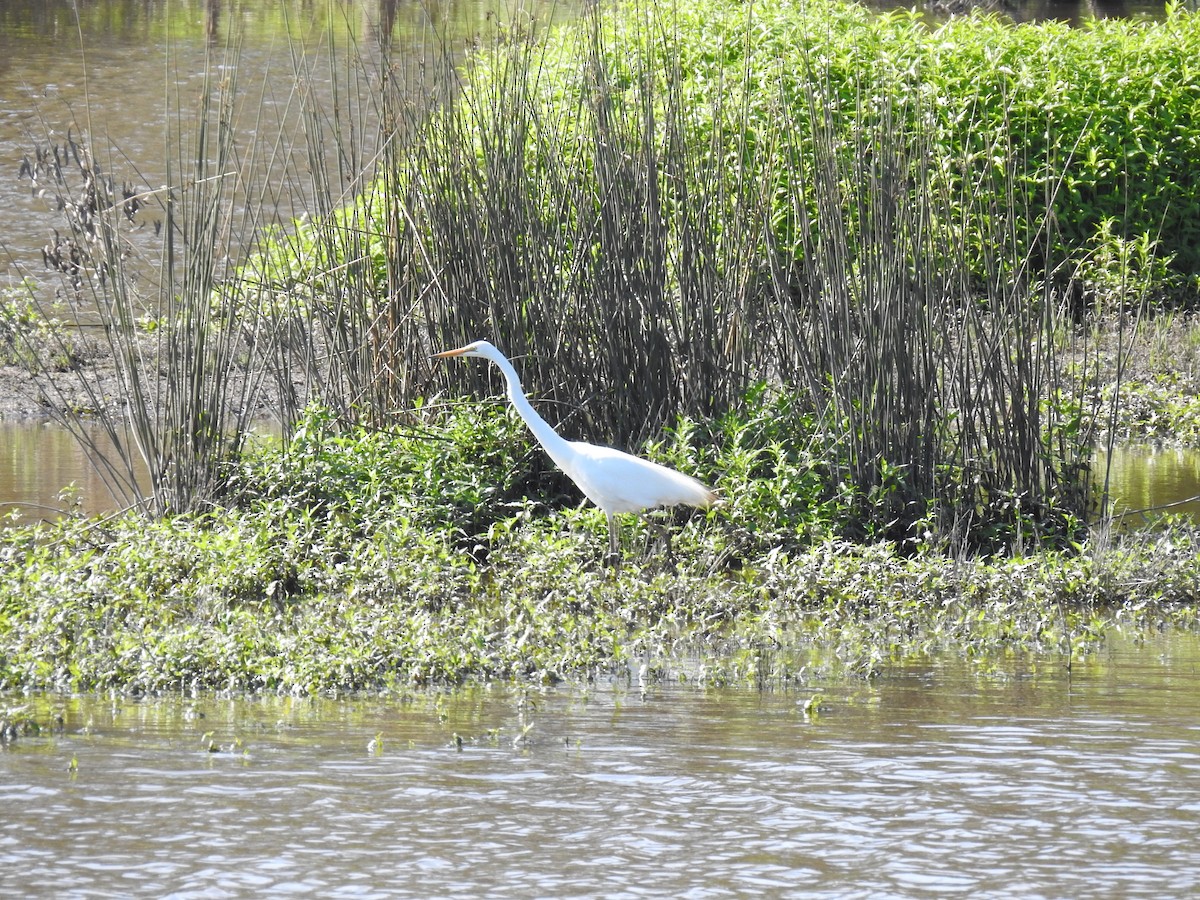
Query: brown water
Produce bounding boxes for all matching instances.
[2,630,1198,897]
[1100,445,1200,526]
[0,421,132,524]
[0,0,542,292]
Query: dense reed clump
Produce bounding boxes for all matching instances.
[320,0,1146,547]
[9,37,275,516]
[15,0,1200,549]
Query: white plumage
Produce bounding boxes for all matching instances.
[433,340,715,558]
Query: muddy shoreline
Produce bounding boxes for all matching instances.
[0,333,119,420]
[0,331,284,422]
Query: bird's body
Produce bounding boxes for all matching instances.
[432,340,715,558]
[559,441,712,515]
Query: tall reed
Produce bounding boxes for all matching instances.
[379,10,765,448]
[15,37,270,516]
[242,25,397,433]
[771,71,1101,547]
[376,7,1108,546]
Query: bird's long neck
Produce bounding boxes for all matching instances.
[490,353,574,467]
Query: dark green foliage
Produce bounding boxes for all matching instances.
[934,10,1200,276]
[616,0,1200,277]
[264,0,1181,547]
[224,403,581,561]
[653,385,853,553]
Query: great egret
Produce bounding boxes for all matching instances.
[432,340,716,559]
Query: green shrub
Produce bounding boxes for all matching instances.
[549,0,1200,277]
[225,403,554,542]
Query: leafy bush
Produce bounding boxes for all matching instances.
[225,403,557,544]
[557,0,1200,277]
[3,477,1198,693]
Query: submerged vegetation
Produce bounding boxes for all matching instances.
[3,1,1200,692]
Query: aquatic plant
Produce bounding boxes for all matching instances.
[0,396,1196,695]
[1,471,1197,694]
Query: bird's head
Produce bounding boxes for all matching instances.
[431,339,498,362]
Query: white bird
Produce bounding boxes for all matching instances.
[432,340,716,560]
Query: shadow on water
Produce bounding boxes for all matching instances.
[2,630,1199,897]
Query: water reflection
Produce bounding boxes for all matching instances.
[0,421,134,525]
[1099,445,1200,526]
[2,631,1199,897]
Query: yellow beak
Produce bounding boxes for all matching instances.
[431,345,472,359]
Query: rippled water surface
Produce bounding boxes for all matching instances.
[3,631,1199,898]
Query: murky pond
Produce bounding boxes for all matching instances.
[3,630,1199,897]
[0,421,132,524]
[1100,445,1200,526]
[0,0,537,289]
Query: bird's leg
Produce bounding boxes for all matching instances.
[657,518,674,560]
[605,511,622,568]
[661,520,678,575]
[642,515,676,573]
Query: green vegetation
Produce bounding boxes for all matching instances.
[2,402,1198,693]
[243,0,1196,547]
[4,1,1200,693]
